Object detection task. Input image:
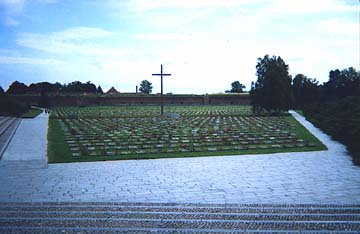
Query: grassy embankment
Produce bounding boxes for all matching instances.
[21,108,43,118]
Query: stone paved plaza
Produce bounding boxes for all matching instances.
[0,111,359,204]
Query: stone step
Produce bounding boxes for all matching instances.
[1,203,359,214]
[0,117,10,127]
[0,203,359,233]
[1,210,359,221]
[0,117,16,136]
[0,118,20,159]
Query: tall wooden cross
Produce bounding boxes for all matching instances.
[152,64,171,115]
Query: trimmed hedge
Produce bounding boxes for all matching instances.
[0,99,30,117]
[303,96,360,164]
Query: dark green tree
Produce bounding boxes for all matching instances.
[229,81,246,93]
[139,80,153,94]
[323,67,360,100]
[250,55,292,113]
[0,86,4,95]
[6,81,28,94]
[97,85,103,94]
[61,81,97,93]
[83,81,97,93]
[28,82,62,94]
[292,74,320,108]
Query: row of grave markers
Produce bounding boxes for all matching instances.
[57,114,316,159]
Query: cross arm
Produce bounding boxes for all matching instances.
[152,74,171,76]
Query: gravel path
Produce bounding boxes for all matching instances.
[0,110,359,203]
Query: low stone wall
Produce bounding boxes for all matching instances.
[3,94,250,106]
[208,95,250,105]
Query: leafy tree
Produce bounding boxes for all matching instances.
[139,80,153,94]
[250,55,292,113]
[6,81,28,94]
[61,81,80,93]
[303,96,360,165]
[229,81,246,93]
[61,81,97,93]
[83,81,97,93]
[28,82,62,94]
[97,85,103,94]
[323,67,360,100]
[0,86,4,95]
[292,74,320,108]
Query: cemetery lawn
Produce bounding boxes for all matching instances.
[47,105,327,163]
[295,110,305,117]
[21,108,43,118]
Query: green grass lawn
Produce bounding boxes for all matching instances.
[294,109,305,116]
[47,105,327,163]
[21,108,43,118]
[47,117,73,163]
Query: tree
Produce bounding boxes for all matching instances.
[229,81,246,93]
[323,67,360,100]
[83,81,97,93]
[0,86,4,96]
[6,81,28,94]
[61,81,97,93]
[139,80,153,94]
[292,74,320,108]
[28,82,62,94]
[97,85,103,94]
[250,55,292,113]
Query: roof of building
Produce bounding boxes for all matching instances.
[106,87,120,94]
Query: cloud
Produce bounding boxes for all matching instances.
[1,0,358,94]
[17,27,141,58]
[0,0,57,26]
[113,0,358,16]
[127,0,266,11]
[4,17,19,26]
[0,0,25,25]
[51,27,117,41]
[267,0,357,15]
[316,18,359,36]
[0,0,25,11]
[134,33,194,41]
[0,56,64,65]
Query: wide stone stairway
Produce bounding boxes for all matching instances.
[0,117,21,158]
[0,203,359,233]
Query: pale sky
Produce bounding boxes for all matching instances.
[0,0,359,94]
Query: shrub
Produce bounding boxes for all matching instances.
[0,99,30,117]
[303,96,360,164]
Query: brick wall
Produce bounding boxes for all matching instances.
[4,94,250,106]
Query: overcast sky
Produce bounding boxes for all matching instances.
[0,0,358,94]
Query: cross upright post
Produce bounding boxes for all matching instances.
[152,64,171,116]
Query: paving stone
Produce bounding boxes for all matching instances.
[0,203,359,233]
[0,111,359,207]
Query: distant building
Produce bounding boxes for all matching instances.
[106,87,120,95]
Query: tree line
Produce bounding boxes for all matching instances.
[1,56,358,103]
[0,81,104,95]
[247,54,360,164]
[248,54,359,113]
[0,80,156,95]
